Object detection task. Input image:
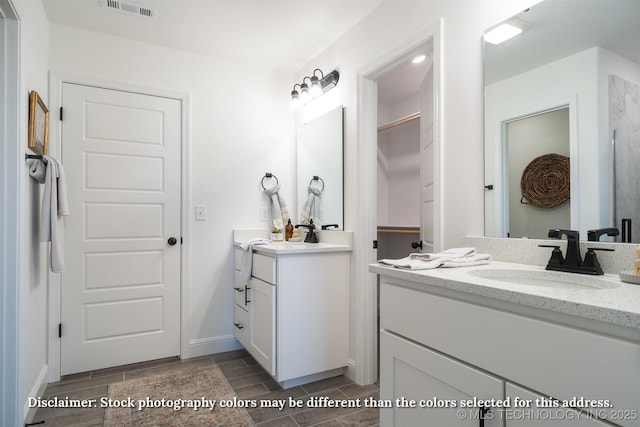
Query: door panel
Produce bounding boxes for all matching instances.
[61,83,181,375]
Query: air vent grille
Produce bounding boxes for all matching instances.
[101,0,156,18]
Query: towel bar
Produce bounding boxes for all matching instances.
[261,172,279,190]
[309,176,324,192]
[25,153,43,161]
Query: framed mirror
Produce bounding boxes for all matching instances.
[483,0,640,242]
[296,106,344,229]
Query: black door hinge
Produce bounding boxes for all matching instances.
[372,240,378,249]
[59,106,63,121]
[58,323,62,338]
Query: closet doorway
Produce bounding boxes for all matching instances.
[354,21,441,386]
[376,51,433,259]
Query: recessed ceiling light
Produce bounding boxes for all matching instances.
[412,54,427,64]
[484,19,528,45]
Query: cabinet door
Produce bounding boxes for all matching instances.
[380,330,503,427]
[248,277,276,375]
[505,383,613,427]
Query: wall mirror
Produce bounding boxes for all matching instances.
[484,0,640,242]
[296,106,344,229]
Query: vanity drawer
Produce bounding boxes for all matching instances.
[234,271,248,309]
[234,305,249,348]
[251,253,276,284]
[234,248,243,271]
[381,281,640,425]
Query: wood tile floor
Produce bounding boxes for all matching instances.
[28,349,380,426]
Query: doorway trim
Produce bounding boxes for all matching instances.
[354,19,443,385]
[1,0,21,424]
[486,95,578,237]
[47,72,190,381]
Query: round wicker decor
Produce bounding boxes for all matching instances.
[520,153,570,208]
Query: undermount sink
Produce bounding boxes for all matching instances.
[467,268,620,290]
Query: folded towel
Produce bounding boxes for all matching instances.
[263,184,289,231]
[29,156,70,273]
[408,247,475,261]
[379,247,491,270]
[240,238,272,281]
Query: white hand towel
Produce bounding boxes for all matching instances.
[29,156,70,273]
[378,256,443,270]
[240,238,272,281]
[300,185,322,225]
[408,247,475,261]
[263,184,289,231]
[379,248,491,270]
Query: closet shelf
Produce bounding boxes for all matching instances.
[377,112,420,133]
[377,226,420,235]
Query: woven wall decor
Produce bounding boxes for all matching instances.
[520,153,570,208]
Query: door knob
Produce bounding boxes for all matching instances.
[411,240,423,250]
[167,237,178,246]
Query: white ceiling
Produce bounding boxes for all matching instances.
[42,0,384,73]
[484,0,640,85]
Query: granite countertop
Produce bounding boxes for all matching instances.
[370,261,640,329]
[235,241,352,255]
[233,229,353,255]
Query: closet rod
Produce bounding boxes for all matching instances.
[377,112,421,133]
[377,227,420,235]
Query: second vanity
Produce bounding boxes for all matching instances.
[370,252,640,427]
[233,230,352,388]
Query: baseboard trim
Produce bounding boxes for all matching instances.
[183,334,243,359]
[23,364,48,424]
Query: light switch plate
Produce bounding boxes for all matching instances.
[260,207,268,222]
[195,205,207,221]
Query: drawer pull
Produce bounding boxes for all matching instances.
[244,285,251,305]
[234,287,244,293]
[233,322,244,330]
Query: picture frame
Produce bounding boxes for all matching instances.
[28,90,49,155]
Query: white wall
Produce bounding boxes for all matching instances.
[15,0,51,421]
[48,24,293,359]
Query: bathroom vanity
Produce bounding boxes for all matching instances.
[370,261,640,427]
[233,232,352,388]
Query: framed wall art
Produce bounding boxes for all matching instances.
[28,90,49,155]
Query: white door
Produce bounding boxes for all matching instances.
[60,83,181,375]
[420,66,435,253]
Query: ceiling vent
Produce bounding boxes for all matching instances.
[101,0,156,18]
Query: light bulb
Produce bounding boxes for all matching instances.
[300,83,311,103]
[310,76,323,97]
[290,88,302,109]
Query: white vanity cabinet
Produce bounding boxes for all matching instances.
[380,330,503,426]
[377,273,640,427]
[234,246,350,388]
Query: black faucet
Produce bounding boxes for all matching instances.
[295,219,318,243]
[587,227,619,241]
[541,229,613,275]
[548,229,581,267]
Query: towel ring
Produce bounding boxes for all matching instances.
[261,173,279,190]
[309,176,324,192]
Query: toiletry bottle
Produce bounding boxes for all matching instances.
[285,219,294,241]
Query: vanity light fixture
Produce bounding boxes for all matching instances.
[484,19,528,45]
[291,68,340,109]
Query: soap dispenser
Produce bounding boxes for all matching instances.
[285,219,294,241]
